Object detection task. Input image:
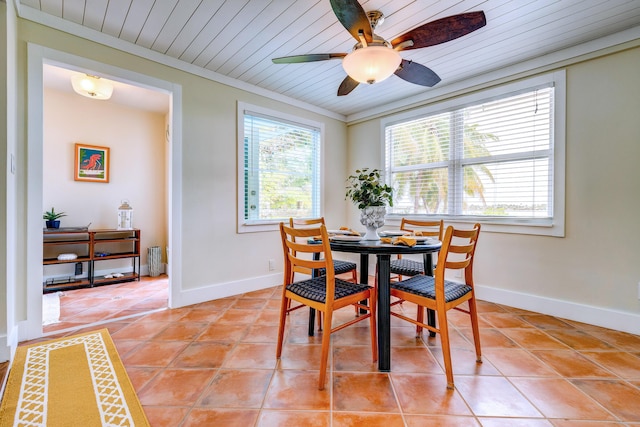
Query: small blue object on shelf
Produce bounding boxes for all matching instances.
[95,252,111,257]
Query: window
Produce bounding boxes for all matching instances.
[383,72,565,236]
[237,103,322,233]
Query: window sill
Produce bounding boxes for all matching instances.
[237,221,281,234]
[384,215,564,237]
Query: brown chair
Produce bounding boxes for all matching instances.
[384,219,444,338]
[277,223,377,390]
[289,218,360,331]
[289,217,358,283]
[390,218,444,280]
[390,223,481,389]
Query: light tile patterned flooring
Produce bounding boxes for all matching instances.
[7,276,640,426]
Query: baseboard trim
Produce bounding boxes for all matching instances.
[0,326,19,362]
[0,334,8,363]
[174,275,640,335]
[476,284,640,335]
[176,273,282,308]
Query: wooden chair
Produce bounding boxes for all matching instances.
[289,217,358,283]
[277,223,377,390]
[389,223,481,389]
[390,218,444,280]
[380,218,444,331]
[289,217,361,331]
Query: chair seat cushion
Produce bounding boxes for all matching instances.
[390,275,472,303]
[390,258,424,276]
[318,259,357,276]
[288,277,370,303]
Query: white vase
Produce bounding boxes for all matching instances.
[360,206,386,240]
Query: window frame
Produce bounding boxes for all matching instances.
[381,71,566,237]
[237,102,324,233]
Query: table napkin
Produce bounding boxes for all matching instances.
[339,227,361,236]
[380,236,417,246]
[394,236,417,247]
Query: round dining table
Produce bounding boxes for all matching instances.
[325,237,442,372]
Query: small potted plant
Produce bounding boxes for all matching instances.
[346,168,393,240]
[43,207,67,229]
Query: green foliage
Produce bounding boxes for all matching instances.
[345,168,393,210]
[481,206,507,215]
[251,126,317,219]
[391,114,497,213]
[43,207,67,221]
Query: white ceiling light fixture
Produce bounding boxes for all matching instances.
[342,10,401,85]
[71,74,114,100]
[342,45,402,84]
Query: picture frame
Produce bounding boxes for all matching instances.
[74,143,110,183]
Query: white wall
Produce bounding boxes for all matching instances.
[11,18,349,343]
[43,88,167,277]
[347,47,640,334]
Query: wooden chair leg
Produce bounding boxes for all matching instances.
[468,299,483,363]
[276,296,289,358]
[415,306,424,337]
[351,268,359,315]
[436,308,454,389]
[318,310,332,390]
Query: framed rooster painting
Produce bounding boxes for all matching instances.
[74,143,110,183]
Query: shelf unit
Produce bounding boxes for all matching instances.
[43,228,140,293]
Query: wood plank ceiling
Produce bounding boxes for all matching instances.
[18,0,640,119]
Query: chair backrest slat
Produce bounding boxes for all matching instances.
[288,254,326,271]
[400,218,444,240]
[290,217,325,228]
[286,239,321,254]
[287,218,329,277]
[435,223,481,290]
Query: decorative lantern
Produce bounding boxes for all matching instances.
[117,200,133,230]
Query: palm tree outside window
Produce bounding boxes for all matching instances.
[384,85,554,222]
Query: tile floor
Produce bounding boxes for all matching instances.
[7,276,640,426]
[43,275,169,334]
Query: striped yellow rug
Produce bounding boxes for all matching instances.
[0,329,149,426]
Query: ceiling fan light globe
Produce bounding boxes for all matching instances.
[342,46,401,84]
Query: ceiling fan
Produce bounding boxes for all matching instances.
[272,0,486,96]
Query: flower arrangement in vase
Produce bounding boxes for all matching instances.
[345,168,393,240]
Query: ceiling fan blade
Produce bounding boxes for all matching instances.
[337,75,359,96]
[391,11,486,51]
[394,60,441,87]
[272,53,347,64]
[330,0,373,43]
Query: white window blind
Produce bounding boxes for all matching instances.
[242,109,321,226]
[385,85,554,221]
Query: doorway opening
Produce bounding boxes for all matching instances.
[25,45,182,341]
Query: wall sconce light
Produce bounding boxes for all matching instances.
[71,74,114,100]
